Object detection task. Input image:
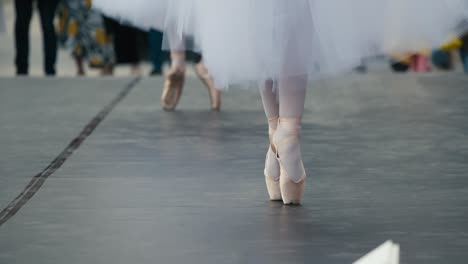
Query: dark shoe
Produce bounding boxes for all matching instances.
[150,68,163,76]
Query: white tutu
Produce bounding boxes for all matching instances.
[92,0,169,30]
[93,0,468,86]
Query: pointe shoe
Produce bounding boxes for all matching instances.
[264,117,281,201]
[161,65,185,111]
[273,118,306,205]
[195,62,221,111]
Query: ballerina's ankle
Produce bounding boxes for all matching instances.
[272,118,305,183]
[170,59,186,69]
[276,118,301,136]
[268,117,279,142]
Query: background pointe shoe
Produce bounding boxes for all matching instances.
[195,62,221,111]
[161,66,185,111]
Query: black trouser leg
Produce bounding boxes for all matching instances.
[149,29,163,74]
[193,53,203,64]
[14,0,33,75]
[37,0,59,75]
[460,34,468,73]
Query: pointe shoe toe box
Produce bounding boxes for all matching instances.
[280,174,305,205]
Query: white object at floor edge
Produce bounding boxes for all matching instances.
[353,240,400,264]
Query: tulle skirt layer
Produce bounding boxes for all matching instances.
[93,0,468,86]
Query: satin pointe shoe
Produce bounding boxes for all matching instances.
[161,64,185,111]
[273,118,306,205]
[195,62,221,111]
[264,117,281,201]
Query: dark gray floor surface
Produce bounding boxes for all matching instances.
[0,74,467,264]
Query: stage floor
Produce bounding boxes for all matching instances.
[1,74,467,263]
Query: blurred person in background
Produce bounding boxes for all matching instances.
[409,53,432,72]
[57,0,115,76]
[102,16,146,76]
[389,54,410,73]
[431,38,463,71]
[460,32,468,73]
[390,51,432,73]
[455,20,468,73]
[14,0,60,76]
